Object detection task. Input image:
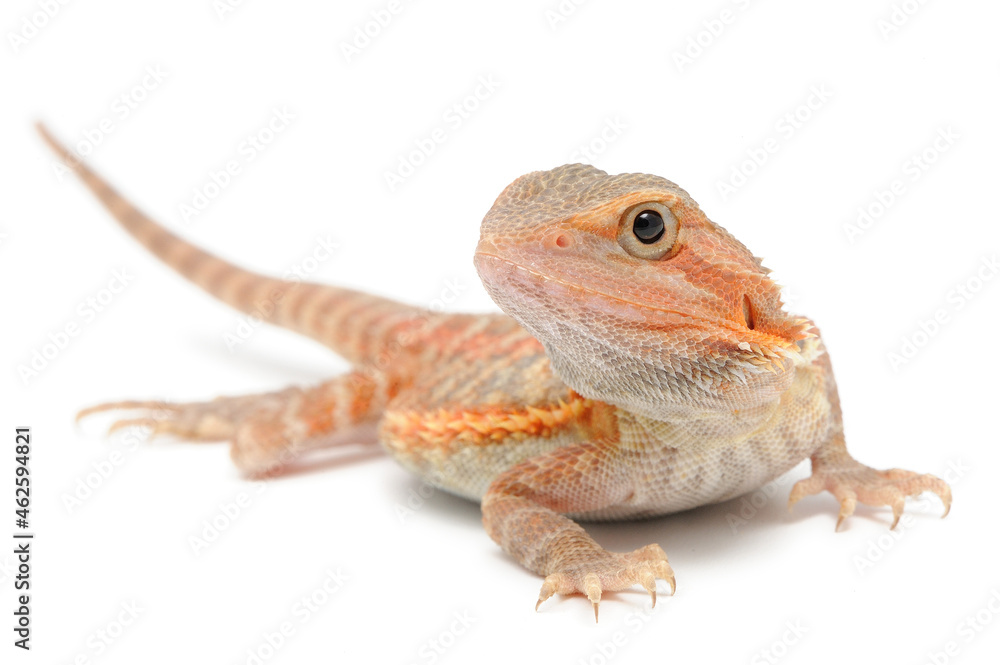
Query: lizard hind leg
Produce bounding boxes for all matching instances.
[78,371,397,475]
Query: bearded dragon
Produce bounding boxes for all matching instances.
[38,123,951,621]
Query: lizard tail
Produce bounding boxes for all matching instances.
[36,122,427,367]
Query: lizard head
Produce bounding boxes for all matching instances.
[474,164,816,419]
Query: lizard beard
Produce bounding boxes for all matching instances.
[476,253,800,420]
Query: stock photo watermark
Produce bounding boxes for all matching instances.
[7,0,72,53]
[16,268,136,386]
[61,417,166,515]
[750,620,808,665]
[408,610,476,665]
[191,434,316,556]
[353,276,470,401]
[384,75,501,191]
[576,605,657,665]
[396,480,437,524]
[877,0,932,40]
[545,0,590,30]
[213,0,248,20]
[241,567,349,664]
[0,555,18,589]
[189,482,267,556]
[886,255,996,371]
[567,116,628,164]
[178,106,295,224]
[224,235,341,351]
[853,458,969,575]
[395,467,449,525]
[339,0,417,62]
[671,0,756,72]
[920,588,1000,665]
[725,472,798,534]
[46,65,169,182]
[58,600,145,661]
[843,126,958,244]
[715,84,833,202]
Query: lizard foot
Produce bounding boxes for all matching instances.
[76,373,385,475]
[535,543,675,622]
[788,461,951,530]
[77,393,288,442]
[76,390,308,474]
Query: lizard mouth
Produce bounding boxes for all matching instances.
[474,250,774,341]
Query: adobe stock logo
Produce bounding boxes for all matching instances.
[886,255,997,371]
[384,76,501,191]
[339,0,416,63]
[17,269,135,386]
[843,126,958,244]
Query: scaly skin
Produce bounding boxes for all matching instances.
[38,126,951,620]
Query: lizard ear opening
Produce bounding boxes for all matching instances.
[617,202,679,260]
[742,294,756,330]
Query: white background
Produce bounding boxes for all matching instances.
[3,1,999,663]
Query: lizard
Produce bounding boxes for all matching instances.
[37,123,951,621]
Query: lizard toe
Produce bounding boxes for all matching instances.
[791,461,951,530]
[534,544,675,620]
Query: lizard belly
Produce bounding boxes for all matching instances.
[379,326,831,518]
[574,362,833,521]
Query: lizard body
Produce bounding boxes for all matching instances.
[38,125,950,619]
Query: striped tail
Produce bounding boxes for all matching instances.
[36,122,429,367]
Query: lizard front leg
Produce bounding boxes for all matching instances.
[79,371,398,475]
[788,348,952,529]
[788,430,952,530]
[481,440,675,621]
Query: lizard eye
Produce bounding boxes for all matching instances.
[617,202,679,260]
[633,210,665,243]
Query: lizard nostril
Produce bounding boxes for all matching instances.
[555,233,572,249]
[742,294,756,330]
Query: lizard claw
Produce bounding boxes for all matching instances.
[76,400,175,423]
[534,543,675,621]
[74,395,262,443]
[639,569,658,608]
[789,461,951,530]
[536,574,565,612]
[584,573,602,622]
